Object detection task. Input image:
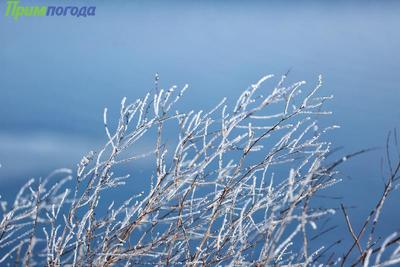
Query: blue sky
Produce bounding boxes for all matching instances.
[0,0,399,253]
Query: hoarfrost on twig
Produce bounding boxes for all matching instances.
[1,74,399,266]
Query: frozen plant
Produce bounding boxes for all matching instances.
[0,74,398,266]
[339,131,400,267]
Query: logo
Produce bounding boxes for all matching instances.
[5,0,96,21]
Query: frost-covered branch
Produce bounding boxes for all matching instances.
[0,74,397,266]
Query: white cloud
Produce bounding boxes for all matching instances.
[0,132,100,182]
[0,130,166,184]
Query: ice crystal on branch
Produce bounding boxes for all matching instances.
[1,74,399,266]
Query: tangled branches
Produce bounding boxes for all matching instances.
[0,74,398,266]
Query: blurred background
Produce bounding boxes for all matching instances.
[0,0,399,255]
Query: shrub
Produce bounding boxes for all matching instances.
[0,74,399,266]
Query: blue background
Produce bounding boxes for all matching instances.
[0,0,399,257]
